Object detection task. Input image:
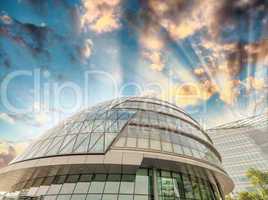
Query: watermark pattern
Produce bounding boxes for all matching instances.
[0,69,267,128]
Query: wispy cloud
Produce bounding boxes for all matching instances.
[0,113,15,124]
[139,21,166,71]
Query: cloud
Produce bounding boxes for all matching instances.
[139,29,165,50]
[194,68,205,76]
[80,38,93,59]
[0,111,51,127]
[245,39,268,64]
[218,80,240,105]
[0,113,15,124]
[192,41,251,105]
[160,80,218,107]
[142,51,164,71]
[80,0,121,34]
[0,13,52,58]
[246,76,265,91]
[0,14,12,25]
[148,0,221,40]
[0,140,29,168]
[89,11,120,33]
[0,12,90,67]
[139,26,166,71]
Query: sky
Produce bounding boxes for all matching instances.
[0,0,267,166]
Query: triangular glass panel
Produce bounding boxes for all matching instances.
[33,139,53,158]
[94,110,107,120]
[107,110,119,120]
[73,134,90,153]
[45,136,65,156]
[59,135,77,154]
[80,120,94,133]
[57,123,71,136]
[118,110,135,120]
[130,111,141,123]
[20,140,43,160]
[18,140,42,160]
[67,122,83,134]
[104,120,112,132]
[106,119,118,132]
[92,120,105,133]
[88,132,104,151]
[89,135,104,153]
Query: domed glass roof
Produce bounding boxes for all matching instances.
[12,97,220,166]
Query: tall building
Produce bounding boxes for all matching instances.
[0,97,233,200]
[207,114,268,194]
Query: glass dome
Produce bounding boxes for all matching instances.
[12,97,220,167]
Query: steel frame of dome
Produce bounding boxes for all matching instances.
[0,97,234,200]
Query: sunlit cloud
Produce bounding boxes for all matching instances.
[139,27,166,71]
[139,30,164,51]
[161,80,218,107]
[80,0,121,34]
[246,76,265,91]
[0,140,29,168]
[142,51,164,71]
[89,11,120,34]
[194,67,206,76]
[218,80,240,105]
[245,39,268,64]
[148,0,221,40]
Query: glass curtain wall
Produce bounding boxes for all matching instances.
[5,168,222,200]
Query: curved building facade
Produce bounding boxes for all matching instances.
[207,114,268,194]
[0,97,233,200]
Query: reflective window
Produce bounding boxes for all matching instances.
[60,183,76,194]
[47,185,62,195]
[113,124,221,166]
[71,194,87,200]
[182,175,195,199]
[74,182,90,194]
[43,195,57,200]
[13,106,136,162]
[104,175,121,194]
[120,175,135,194]
[88,181,105,193]
[135,170,150,195]
[86,194,102,200]
[57,195,72,200]
[11,167,221,200]
[118,194,133,200]
[12,98,216,164]
[102,194,118,200]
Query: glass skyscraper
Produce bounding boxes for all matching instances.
[207,114,268,194]
[0,97,233,200]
